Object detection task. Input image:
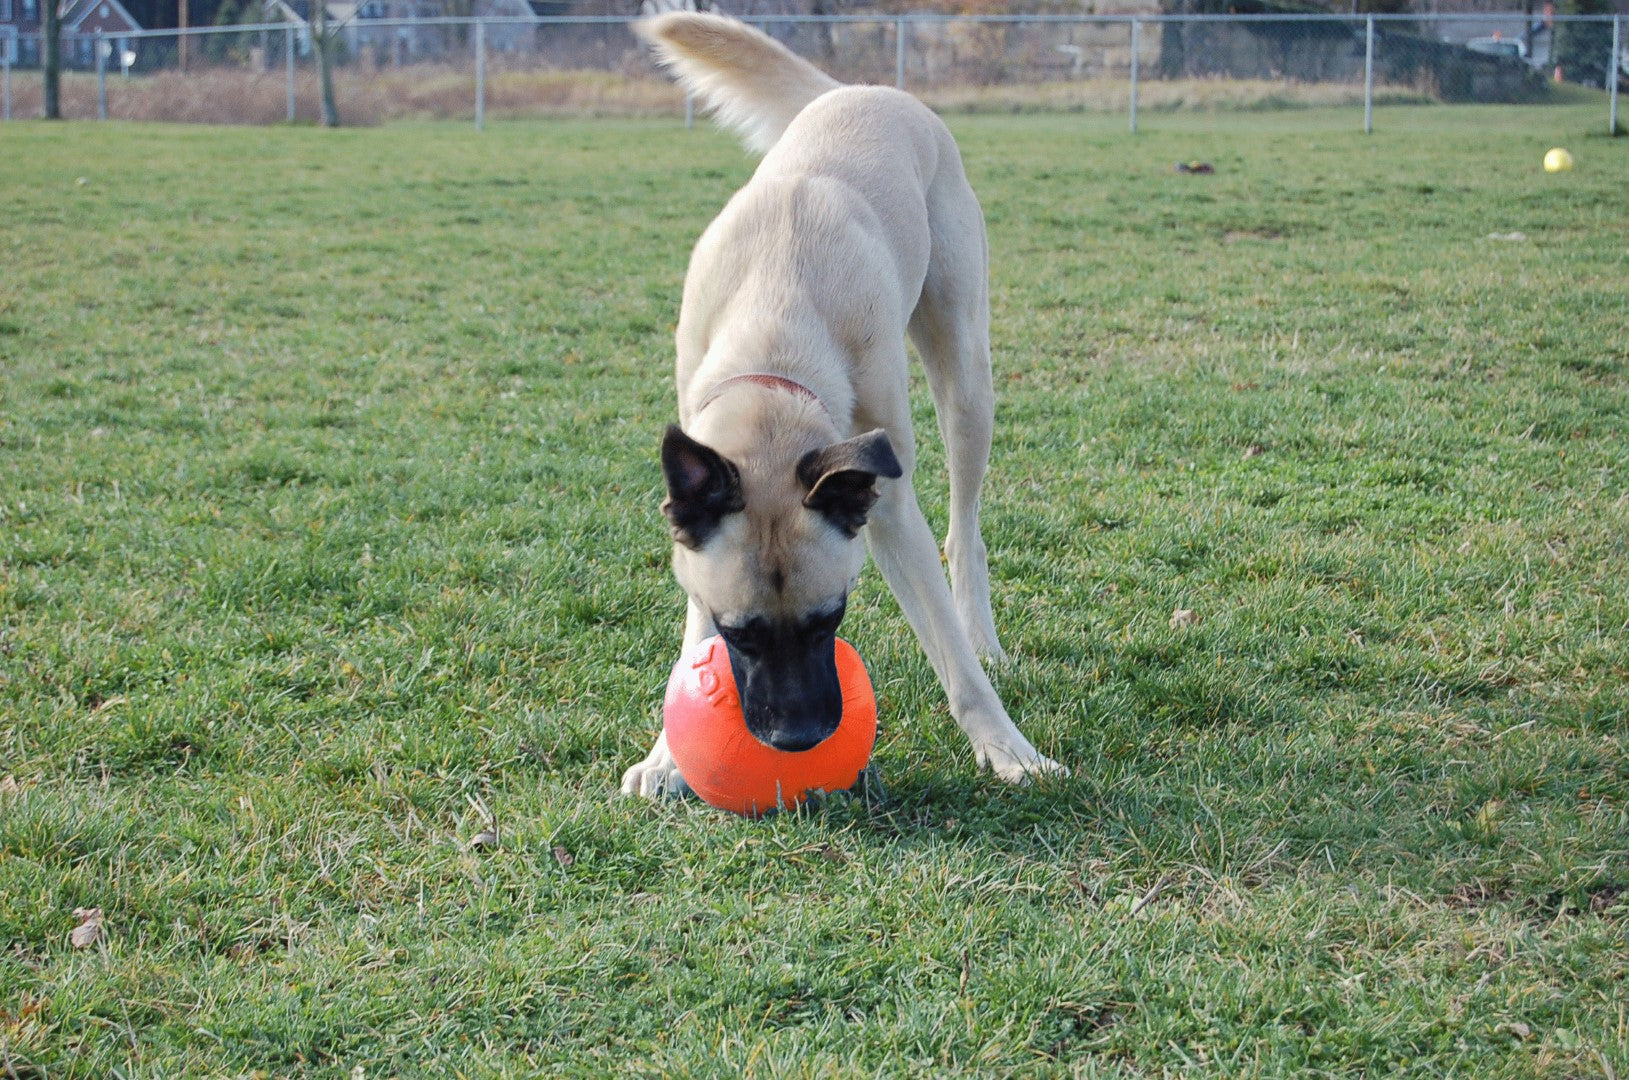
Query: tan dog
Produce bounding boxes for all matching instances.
[621,13,1064,798]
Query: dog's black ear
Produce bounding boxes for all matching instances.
[797,429,903,538]
[661,425,745,549]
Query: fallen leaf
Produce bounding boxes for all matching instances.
[1170,608,1201,629]
[467,829,499,851]
[0,775,19,797]
[1243,443,1266,459]
[552,845,575,868]
[70,908,103,949]
[1507,1020,1532,1040]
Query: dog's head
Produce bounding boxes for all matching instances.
[661,421,901,752]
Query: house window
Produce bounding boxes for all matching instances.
[0,1,11,23]
[100,3,109,15]
[22,0,37,19]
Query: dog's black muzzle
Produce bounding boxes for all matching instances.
[719,610,845,752]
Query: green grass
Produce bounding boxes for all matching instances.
[2,103,1626,1076]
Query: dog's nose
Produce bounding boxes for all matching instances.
[765,726,830,753]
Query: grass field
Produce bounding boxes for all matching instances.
[2,103,1626,1075]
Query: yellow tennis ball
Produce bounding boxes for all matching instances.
[1543,147,1574,173]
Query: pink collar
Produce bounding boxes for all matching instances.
[695,372,825,415]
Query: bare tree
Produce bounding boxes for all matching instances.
[311,0,341,126]
[42,0,61,118]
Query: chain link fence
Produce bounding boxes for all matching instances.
[2,13,1622,131]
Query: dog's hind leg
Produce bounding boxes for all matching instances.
[907,160,1006,664]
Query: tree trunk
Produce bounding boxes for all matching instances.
[1555,0,1612,87]
[42,0,61,119]
[312,0,340,127]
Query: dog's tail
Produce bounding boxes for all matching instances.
[635,12,841,154]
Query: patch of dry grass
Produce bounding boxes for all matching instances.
[921,75,1434,113]
[7,65,1441,126]
[5,66,685,125]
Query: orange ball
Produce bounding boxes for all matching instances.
[663,634,877,817]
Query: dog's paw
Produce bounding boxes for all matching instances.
[620,738,693,800]
[973,740,1069,784]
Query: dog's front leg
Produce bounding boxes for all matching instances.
[866,485,1066,782]
[620,598,714,799]
[619,730,691,799]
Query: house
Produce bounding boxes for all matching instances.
[1,0,142,67]
[0,0,29,66]
[262,0,536,66]
[62,0,142,68]
[1,0,43,66]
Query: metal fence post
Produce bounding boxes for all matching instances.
[1129,17,1140,134]
[475,19,485,131]
[1363,15,1375,134]
[685,91,694,130]
[286,24,296,122]
[895,15,905,91]
[96,31,107,120]
[1610,15,1621,135]
[2,57,10,122]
